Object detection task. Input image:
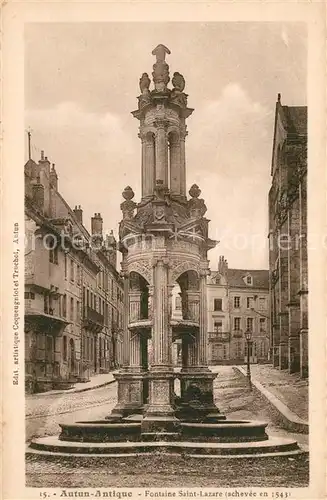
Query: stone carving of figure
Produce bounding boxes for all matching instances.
[139,73,151,94]
[172,72,185,92]
[171,72,187,107]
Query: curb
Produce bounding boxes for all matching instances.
[235,366,309,435]
[26,378,116,400]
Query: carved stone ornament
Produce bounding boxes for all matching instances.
[139,73,151,94]
[172,72,185,92]
[170,260,200,283]
[120,186,136,220]
[122,186,135,201]
[188,184,207,219]
[153,203,167,222]
[127,260,152,284]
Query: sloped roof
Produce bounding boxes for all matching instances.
[282,106,307,136]
[211,269,269,289]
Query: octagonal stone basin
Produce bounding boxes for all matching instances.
[58,418,269,444]
[180,421,268,442]
[59,421,142,443]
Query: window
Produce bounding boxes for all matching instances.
[234,317,241,330]
[247,317,254,330]
[234,296,240,308]
[63,336,67,362]
[260,317,266,332]
[86,289,90,307]
[47,235,58,265]
[44,294,49,314]
[62,295,67,317]
[214,298,222,311]
[77,265,80,285]
[223,344,227,360]
[70,298,74,321]
[70,259,74,282]
[214,320,223,333]
[76,301,80,323]
[25,291,35,299]
[246,275,252,285]
[246,297,253,309]
[259,298,266,310]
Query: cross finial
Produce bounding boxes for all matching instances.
[152,44,171,63]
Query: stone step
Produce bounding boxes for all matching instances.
[28,435,303,458]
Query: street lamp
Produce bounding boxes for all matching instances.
[244,328,253,390]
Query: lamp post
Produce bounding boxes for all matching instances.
[244,328,253,390]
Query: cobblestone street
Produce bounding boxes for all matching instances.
[26,367,309,488]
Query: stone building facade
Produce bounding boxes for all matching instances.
[24,152,124,393]
[268,95,308,378]
[207,256,270,365]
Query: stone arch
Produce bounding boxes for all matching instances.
[129,271,150,321]
[127,260,152,285]
[170,260,200,284]
[175,269,200,323]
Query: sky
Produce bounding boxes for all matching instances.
[25,22,307,270]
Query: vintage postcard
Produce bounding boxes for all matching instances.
[1,1,326,499]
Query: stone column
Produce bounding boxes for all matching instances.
[140,136,147,198]
[129,291,142,371]
[152,258,170,368]
[177,267,220,421]
[169,138,181,196]
[185,291,200,323]
[142,257,178,437]
[110,273,144,418]
[180,133,186,197]
[122,273,130,368]
[144,135,155,198]
[155,122,168,188]
[198,269,210,369]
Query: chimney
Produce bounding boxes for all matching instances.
[106,230,117,268]
[218,255,228,276]
[49,163,58,190]
[91,212,103,236]
[32,175,45,212]
[38,150,50,178]
[106,229,116,246]
[73,205,83,225]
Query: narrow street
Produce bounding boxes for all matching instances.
[26,383,117,442]
[26,367,309,488]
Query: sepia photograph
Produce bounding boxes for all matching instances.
[1,5,326,498]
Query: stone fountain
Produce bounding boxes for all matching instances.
[28,45,303,459]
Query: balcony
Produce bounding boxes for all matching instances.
[83,306,104,333]
[208,331,230,342]
[232,329,243,338]
[25,305,69,335]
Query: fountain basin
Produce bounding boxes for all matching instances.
[59,422,141,442]
[180,421,268,442]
